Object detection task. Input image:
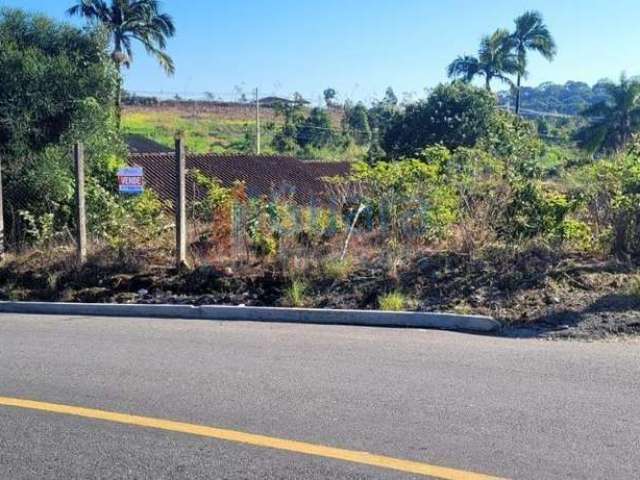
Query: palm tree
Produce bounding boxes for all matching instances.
[447,29,517,92]
[577,75,640,153]
[67,0,176,127]
[511,11,557,115]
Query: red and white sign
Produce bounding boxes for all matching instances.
[117,167,144,195]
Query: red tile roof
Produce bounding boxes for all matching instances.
[128,153,351,207]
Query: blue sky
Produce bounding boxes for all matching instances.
[3,0,640,103]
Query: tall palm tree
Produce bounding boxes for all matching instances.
[447,29,517,92]
[67,0,176,127]
[577,75,640,153]
[511,11,557,115]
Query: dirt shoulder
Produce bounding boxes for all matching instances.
[1,246,639,340]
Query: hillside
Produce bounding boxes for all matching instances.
[122,102,351,159]
[497,80,612,116]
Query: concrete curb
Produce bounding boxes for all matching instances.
[0,301,501,333]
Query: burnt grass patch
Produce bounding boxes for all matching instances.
[1,245,639,339]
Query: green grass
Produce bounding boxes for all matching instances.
[321,257,354,281]
[284,279,308,307]
[122,109,367,160]
[123,110,263,154]
[123,110,274,154]
[378,291,409,311]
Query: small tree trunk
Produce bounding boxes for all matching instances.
[115,66,123,130]
[485,76,491,92]
[515,73,522,116]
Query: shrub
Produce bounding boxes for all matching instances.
[577,148,640,258]
[343,159,459,243]
[246,197,281,258]
[378,291,408,311]
[560,219,593,252]
[500,180,579,241]
[93,189,170,261]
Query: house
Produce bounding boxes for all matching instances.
[127,152,351,207]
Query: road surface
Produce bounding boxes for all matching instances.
[0,314,638,479]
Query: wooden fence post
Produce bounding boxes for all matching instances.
[74,142,87,264]
[175,135,187,268]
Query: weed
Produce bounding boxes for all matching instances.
[378,291,408,311]
[322,257,354,281]
[284,279,308,307]
[627,275,640,297]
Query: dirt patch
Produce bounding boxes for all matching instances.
[1,246,639,340]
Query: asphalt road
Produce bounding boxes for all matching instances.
[0,314,639,479]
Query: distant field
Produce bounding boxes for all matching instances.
[122,104,363,160]
[122,106,266,154]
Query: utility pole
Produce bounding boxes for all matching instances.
[74,142,87,264]
[175,134,187,268]
[255,88,261,154]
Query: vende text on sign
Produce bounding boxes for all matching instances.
[117,167,144,195]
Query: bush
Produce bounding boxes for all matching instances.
[500,180,579,241]
[90,189,170,261]
[560,219,593,252]
[344,159,459,242]
[576,148,640,258]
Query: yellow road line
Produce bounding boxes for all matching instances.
[0,396,506,480]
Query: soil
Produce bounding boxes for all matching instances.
[1,246,639,340]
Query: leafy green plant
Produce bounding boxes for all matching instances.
[378,291,409,311]
[245,198,281,258]
[344,159,459,243]
[16,211,56,247]
[501,180,579,241]
[560,219,593,252]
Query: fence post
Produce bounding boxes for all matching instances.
[0,156,4,260]
[175,135,187,268]
[74,142,87,264]
[255,88,261,154]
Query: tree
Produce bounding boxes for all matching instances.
[576,75,640,153]
[383,83,497,157]
[383,87,398,107]
[0,8,124,246]
[272,97,306,152]
[367,87,400,150]
[447,29,518,92]
[297,108,336,149]
[0,8,116,157]
[323,88,337,107]
[67,0,176,127]
[344,102,372,145]
[511,11,557,115]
